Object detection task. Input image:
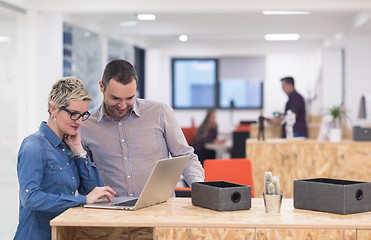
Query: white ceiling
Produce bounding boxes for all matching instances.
[5,0,371,49]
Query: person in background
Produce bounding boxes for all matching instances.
[80,59,204,197]
[193,109,219,165]
[270,76,308,138]
[14,77,116,240]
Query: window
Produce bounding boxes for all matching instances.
[172,57,264,109]
[219,79,263,109]
[172,58,217,108]
[63,24,103,108]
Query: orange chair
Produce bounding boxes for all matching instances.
[203,158,254,197]
[235,124,251,132]
[174,186,191,197]
[181,126,197,146]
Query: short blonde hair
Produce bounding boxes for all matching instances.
[48,77,92,112]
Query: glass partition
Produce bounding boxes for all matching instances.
[0,3,26,239]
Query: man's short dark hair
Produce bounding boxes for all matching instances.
[101,59,138,87]
[281,76,295,87]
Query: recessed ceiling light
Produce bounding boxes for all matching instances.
[263,11,310,15]
[265,34,300,41]
[120,21,138,27]
[137,14,156,21]
[179,35,188,42]
[0,36,11,42]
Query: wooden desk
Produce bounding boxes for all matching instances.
[246,139,371,198]
[205,142,231,159]
[51,198,371,240]
[249,123,352,140]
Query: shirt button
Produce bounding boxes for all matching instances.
[62,149,65,151]
[25,189,29,193]
[129,193,133,197]
[59,167,63,170]
[72,176,75,179]
[124,157,127,160]
[72,192,75,195]
[67,163,70,166]
[85,161,88,164]
[127,176,131,179]
[121,139,125,142]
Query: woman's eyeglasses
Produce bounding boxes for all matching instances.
[59,106,91,121]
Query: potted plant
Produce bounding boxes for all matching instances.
[263,172,283,213]
[327,104,347,142]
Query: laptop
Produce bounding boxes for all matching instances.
[84,155,190,210]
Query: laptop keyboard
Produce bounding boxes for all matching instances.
[112,199,138,207]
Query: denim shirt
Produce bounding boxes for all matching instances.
[14,122,104,240]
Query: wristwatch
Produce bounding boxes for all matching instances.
[75,151,87,158]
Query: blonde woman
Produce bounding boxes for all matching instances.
[14,77,116,240]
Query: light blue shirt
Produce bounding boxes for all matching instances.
[14,122,104,240]
[80,98,204,197]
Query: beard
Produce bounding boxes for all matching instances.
[104,103,133,120]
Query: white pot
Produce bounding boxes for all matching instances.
[329,128,342,142]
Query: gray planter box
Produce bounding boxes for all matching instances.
[294,178,371,214]
[353,126,371,141]
[191,181,251,211]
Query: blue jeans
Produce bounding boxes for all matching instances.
[294,132,307,138]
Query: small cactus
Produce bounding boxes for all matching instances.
[264,172,280,195]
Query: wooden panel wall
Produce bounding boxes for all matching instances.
[256,229,356,240]
[155,228,255,240]
[247,140,371,198]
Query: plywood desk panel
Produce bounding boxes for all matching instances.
[246,139,371,198]
[51,198,371,240]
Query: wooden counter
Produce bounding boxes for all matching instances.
[51,198,371,240]
[249,123,322,139]
[246,139,371,198]
[249,123,352,140]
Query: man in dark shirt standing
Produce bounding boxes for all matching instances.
[270,76,308,138]
[280,76,308,138]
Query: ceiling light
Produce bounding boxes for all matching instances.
[137,14,156,21]
[120,21,138,27]
[265,34,300,41]
[263,11,310,15]
[179,35,188,42]
[0,36,11,42]
[83,31,91,37]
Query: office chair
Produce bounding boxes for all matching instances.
[231,131,250,158]
[203,158,254,197]
[181,126,197,146]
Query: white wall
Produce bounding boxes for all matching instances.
[0,9,63,239]
[345,35,371,126]
[26,11,63,135]
[0,6,26,239]
[322,49,343,110]
[145,46,321,132]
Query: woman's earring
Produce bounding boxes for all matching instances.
[51,115,57,124]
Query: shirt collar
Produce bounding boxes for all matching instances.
[132,99,141,117]
[97,104,105,122]
[288,90,297,98]
[40,122,63,148]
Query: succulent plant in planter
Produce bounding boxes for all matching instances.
[263,172,283,213]
[264,172,281,195]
